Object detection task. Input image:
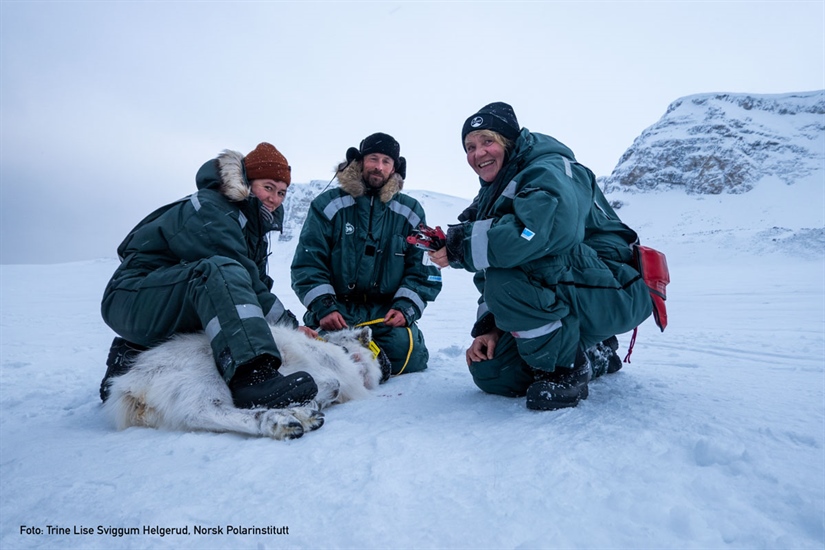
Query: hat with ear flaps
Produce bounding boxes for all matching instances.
[345,132,406,179]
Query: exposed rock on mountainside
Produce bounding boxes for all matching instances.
[278,180,331,241]
[600,91,825,194]
[277,93,824,260]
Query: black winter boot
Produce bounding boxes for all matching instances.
[586,336,623,378]
[603,335,623,374]
[100,337,148,402]
[526,347,591,411]
[229,355,318,409]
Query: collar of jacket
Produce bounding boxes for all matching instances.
[507,128,577,174]
[336,159,403,204]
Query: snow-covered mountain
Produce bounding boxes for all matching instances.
[279,93,824,263]
[278,182,472,242]
[600,90,825,194]
[277,179,331,241]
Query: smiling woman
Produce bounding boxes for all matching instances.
[429,102,655,412]
[99,142,320,414]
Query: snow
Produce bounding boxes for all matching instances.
[1,176,824,549]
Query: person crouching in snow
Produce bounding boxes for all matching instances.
[100,143,319,410]
[428,102,653,410]
[291,133,442,377]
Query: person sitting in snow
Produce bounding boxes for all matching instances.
[428,102,653,410]
[290,132,442,376]
[100,143,319,409]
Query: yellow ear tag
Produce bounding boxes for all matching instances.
[368,340,381,360]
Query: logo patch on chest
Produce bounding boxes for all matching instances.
[520,228,535,241]
[345,223,354,235]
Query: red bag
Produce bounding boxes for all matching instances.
[633,245,669,332]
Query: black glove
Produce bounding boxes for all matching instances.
[277,309,300,329]
[471,312,497,338]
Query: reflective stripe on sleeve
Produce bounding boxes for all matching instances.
[511,320,563,339]
[471,219,493,270]
[302,284,336,308]
[264,299,286,324]
[237,303,266,320]
[393,287,426,313]
[205,316,221,342]
[563,157,573,178]
[476,301,489,321]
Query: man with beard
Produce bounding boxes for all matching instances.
[291,133,442,377]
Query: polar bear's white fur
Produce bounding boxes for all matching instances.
[102,326,383,440]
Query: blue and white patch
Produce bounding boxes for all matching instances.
[428,275,443,282]
[345,222,354,235]
[520,228,536,241]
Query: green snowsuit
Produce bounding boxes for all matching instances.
[291,162,442,375]
[101,150,296,381]
[447,129,653,396]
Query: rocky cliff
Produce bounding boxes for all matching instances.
[600,91,824,194]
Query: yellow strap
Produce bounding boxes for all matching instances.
[318,329,382,362]
[396,327,413,376]
[355,318,386,327]
[367,340,381,360]
[354,318,413,376]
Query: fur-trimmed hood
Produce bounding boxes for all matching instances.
[195,149,250,202]
[335,159,404,203]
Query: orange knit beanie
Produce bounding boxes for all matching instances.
[244,142,291,184]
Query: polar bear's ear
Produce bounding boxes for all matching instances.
[355,327,372,348]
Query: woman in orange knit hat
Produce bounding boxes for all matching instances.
[100,143,320,413]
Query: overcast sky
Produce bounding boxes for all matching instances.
[1,1,823,264]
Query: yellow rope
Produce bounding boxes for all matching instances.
[397,327,413,375]
[354,318,414,376]
[354,318,386,327]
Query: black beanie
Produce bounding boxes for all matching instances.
[461,102,520,148]
[344,132,406,179]
[346,132,400,164]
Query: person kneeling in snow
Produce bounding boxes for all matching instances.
[428,102,653,411]
[291,133,442,376]
[100,143,319,410]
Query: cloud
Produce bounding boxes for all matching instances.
[1,1,822,263]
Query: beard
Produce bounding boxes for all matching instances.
[363,170,389,188]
